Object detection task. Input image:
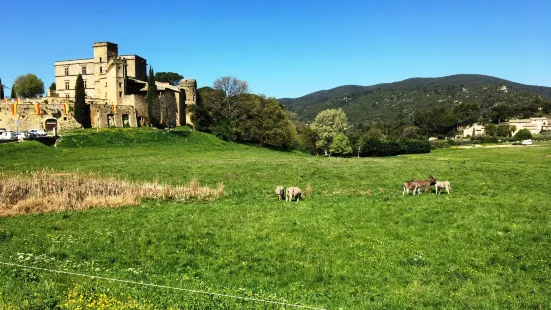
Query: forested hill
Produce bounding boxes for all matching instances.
[279,74,551,125]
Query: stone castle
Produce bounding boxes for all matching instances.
[0,41,197,133]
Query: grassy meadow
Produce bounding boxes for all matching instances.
[0,127,550,309]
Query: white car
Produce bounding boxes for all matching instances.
[28,129,46,137]
[16,132,28,140]
[0,131,17,140]
[521,139,533,145]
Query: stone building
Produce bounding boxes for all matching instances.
[0,41,197,134]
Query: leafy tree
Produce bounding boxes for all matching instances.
[146,67,161,127]
[160,92,177,130]
[490,104,513,124]
[154,72,184,86]
[452,102,480,126]
[190,87,215,132]
[496,124,515,137]
[310,108,349,155]
[329,133,352,155]
[253,97,296,149]
[401,126,421,139]
[0,79,4,99]
[13,74,44,98]
[10,85,15,98]
[485,123,497,136]
[49,82,56,91]
[74,74,91,128]
[294,121,317,154]
[514,128,532,141]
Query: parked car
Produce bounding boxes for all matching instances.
[16,132,28,140]
[522,139,533,145]
[0,128,6,133]
[28,129,47,138]
[0,131,17,141]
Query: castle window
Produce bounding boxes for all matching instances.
[119,91,122,97]
[99,66,103,73]
[99,57,103,63]
[105,82,107,87]
[64,67,69,75]
[119,83,122,88]
[65,94,69,99]
[83,80,87,89]
[82,66,86,75]
[65,81,69,90]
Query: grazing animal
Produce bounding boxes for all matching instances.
[435,181,451,194]
[403,181,421,196]
[275,186,285,200]
[413,176,437,193]
[286,187,303,202]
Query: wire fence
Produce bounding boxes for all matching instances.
[0,261,327,310]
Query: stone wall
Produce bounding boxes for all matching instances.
[0,104,81,133]
[90,104,138,128]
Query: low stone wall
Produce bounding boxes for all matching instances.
[0,104,81,132]
[90,104,138,128]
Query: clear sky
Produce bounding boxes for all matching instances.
[1,0,549,98]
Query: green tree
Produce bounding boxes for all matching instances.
[310,108,349,155]
[146,66,160,127]
[160,92,177,130]
[49,82,56,91]
[190,87,214,132]
[253,97,296,149]
[496,124,515,137]
[0,79,4,99]
[154,72,184,86]
[329,133,352,155]
[514,128,532,141]
[485,123,497,136]
[10,85,15,98]
[74,74,91,128]
[13,74,44,98]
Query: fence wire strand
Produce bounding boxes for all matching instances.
[0,261,326,310]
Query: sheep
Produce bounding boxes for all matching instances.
[285,186,303,202]
[275,186,285,200]
[435,181,451,194]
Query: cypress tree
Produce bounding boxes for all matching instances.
[10,84,16,98]
[146,66,160,126]
[0,79,4,99]
[74,74,91,128]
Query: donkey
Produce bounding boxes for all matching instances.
[403,181,421,196]
[435,181,451,194]
[413,176,437,193]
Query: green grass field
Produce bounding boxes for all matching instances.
[0,127,550,309]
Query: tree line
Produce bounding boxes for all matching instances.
[190,77,430,157]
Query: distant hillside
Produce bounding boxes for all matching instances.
[280,74,551,125]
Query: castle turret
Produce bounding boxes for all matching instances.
[179,79,197,125]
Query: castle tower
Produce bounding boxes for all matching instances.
[179,79,197,126]
[93,42,119,101]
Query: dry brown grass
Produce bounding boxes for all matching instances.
[304,183,314,198]
[0,170,224,217]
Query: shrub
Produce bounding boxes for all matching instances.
[514,129,532,141]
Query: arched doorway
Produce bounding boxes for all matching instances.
[44,119,57,135]
[122,113,130,127]
[107,114,115,127]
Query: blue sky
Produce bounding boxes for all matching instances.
[1,0,550,98]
